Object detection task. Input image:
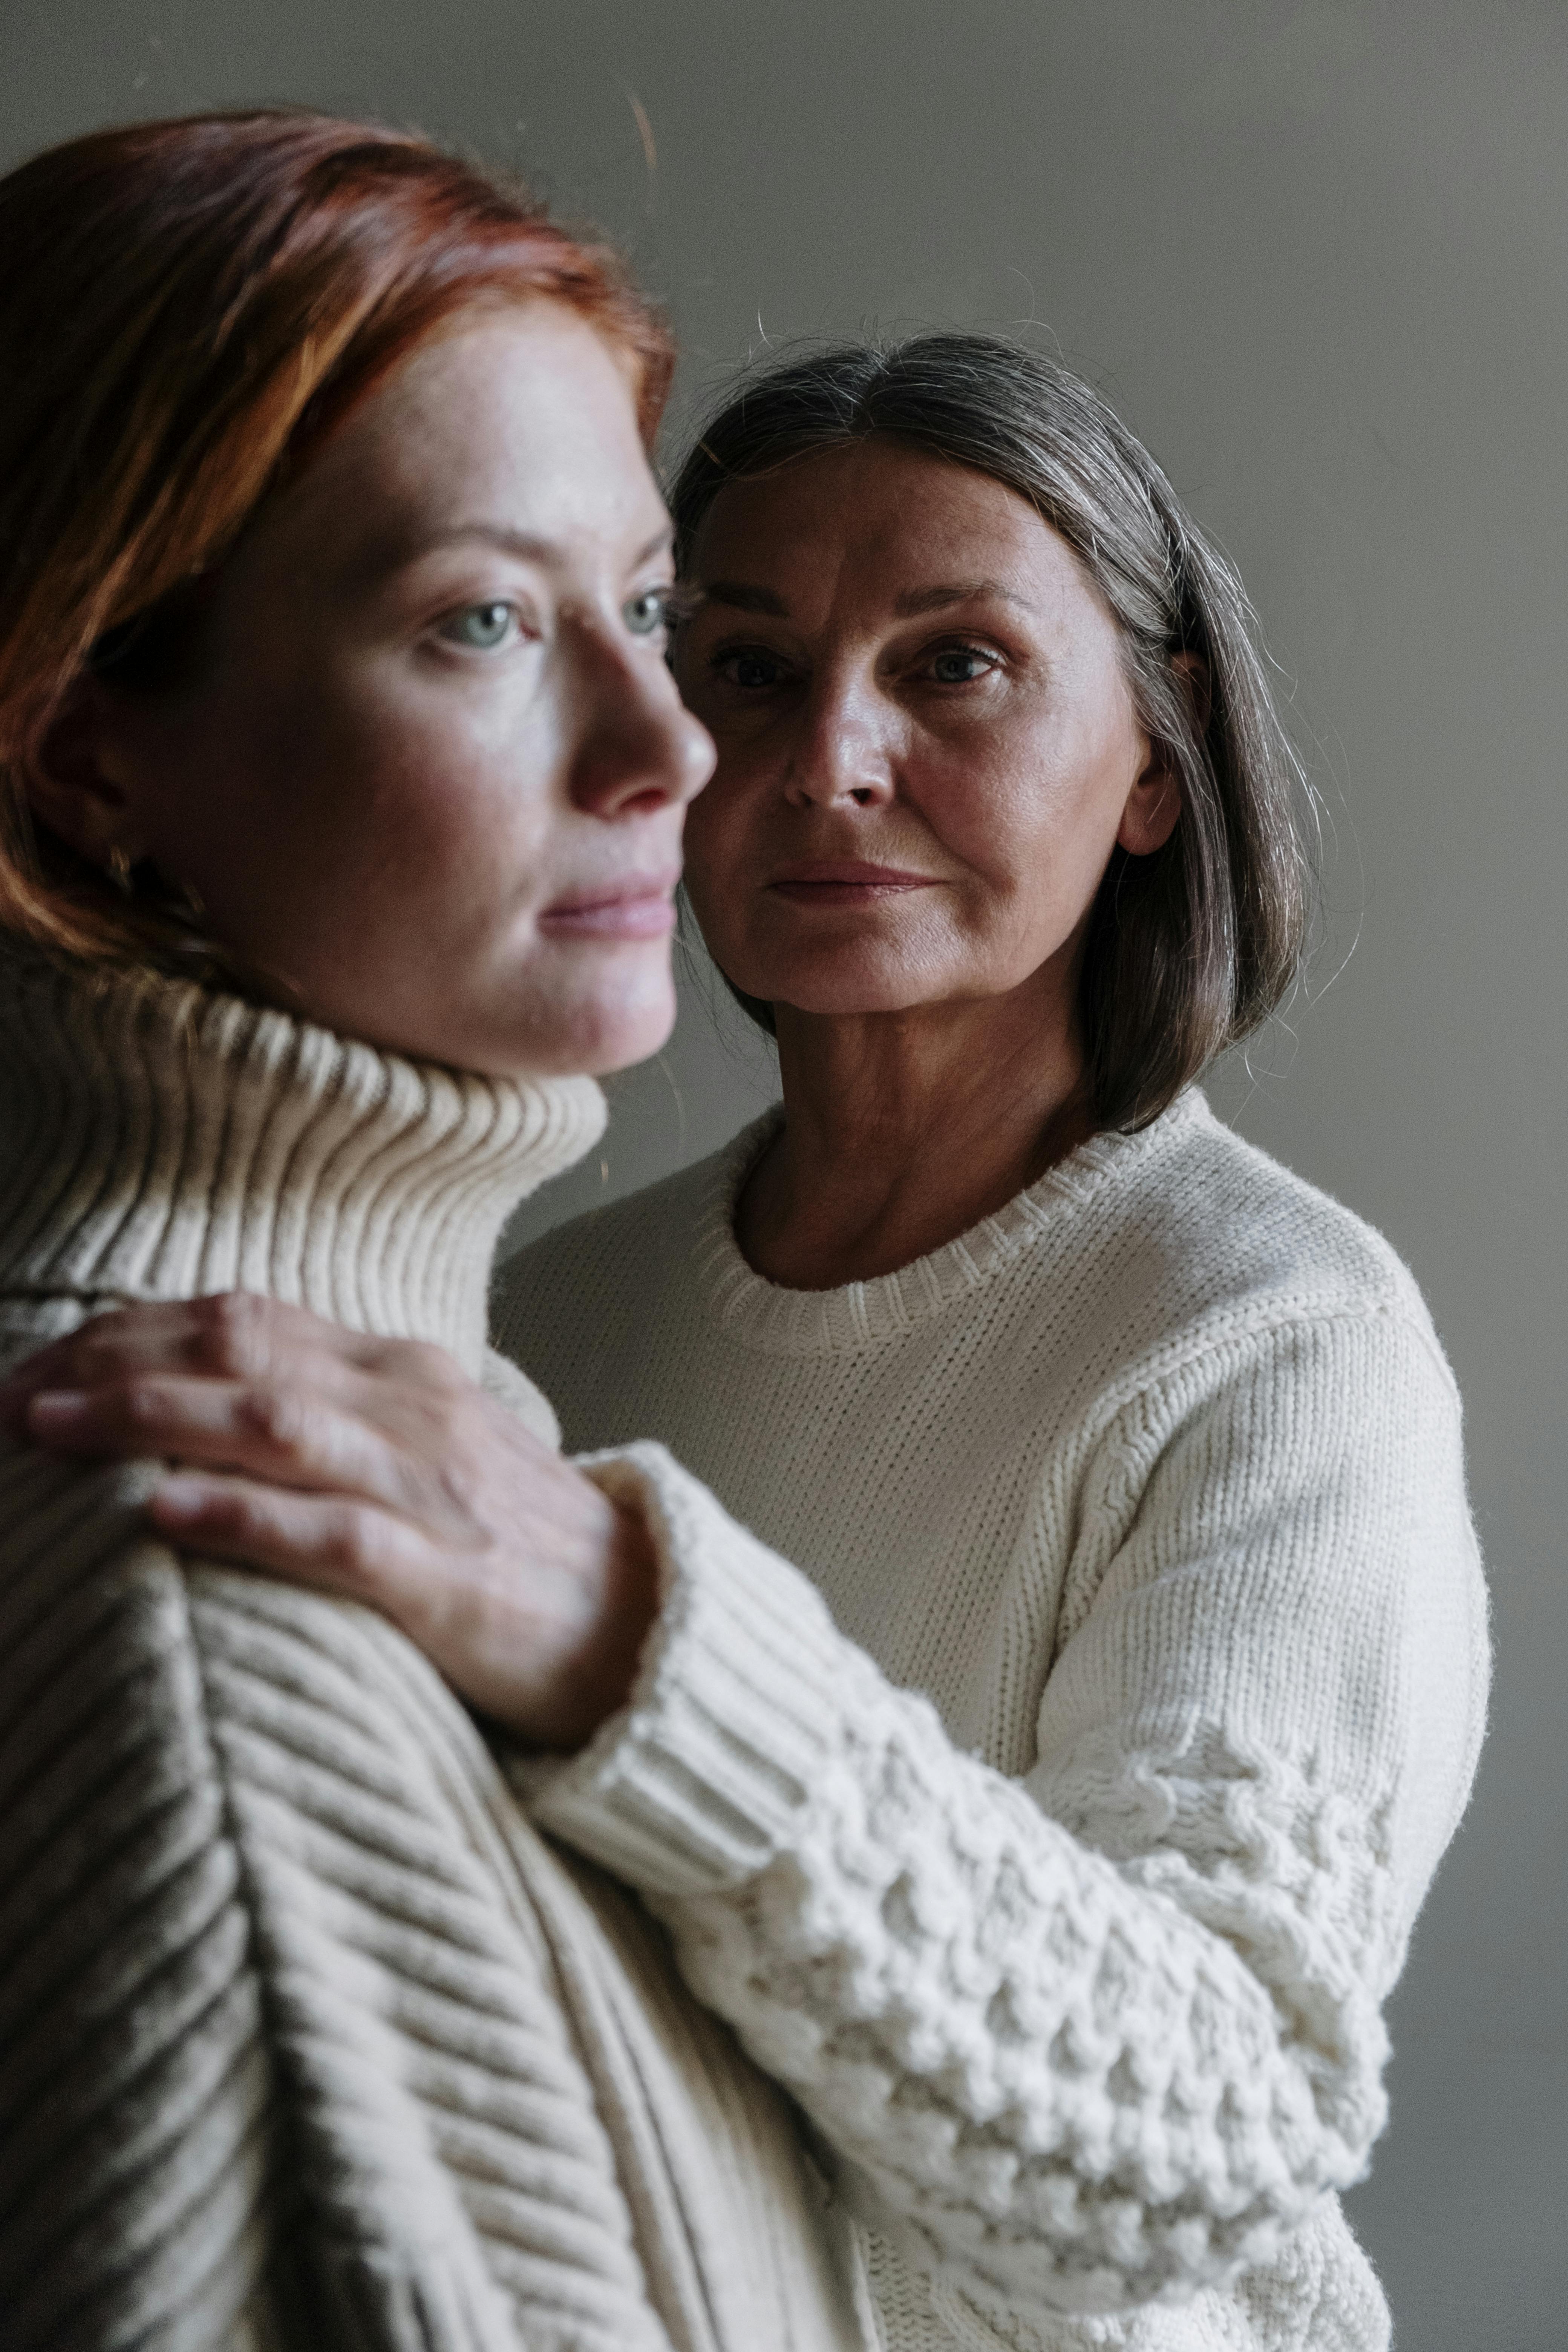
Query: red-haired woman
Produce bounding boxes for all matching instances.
[0,112,859,2352]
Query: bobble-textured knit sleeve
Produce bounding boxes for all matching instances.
[522,1299,1487,2330]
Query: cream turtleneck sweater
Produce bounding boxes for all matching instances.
[0,954,861,2352]
[497,1095,1491,2352]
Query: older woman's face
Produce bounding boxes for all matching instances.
[79,306,713,1076]
[674,438,1177,1028]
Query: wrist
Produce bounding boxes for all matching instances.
[524,1491,660,1753]
[515,1441,853,1899]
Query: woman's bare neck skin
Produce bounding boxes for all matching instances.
[736,951,1092,1291]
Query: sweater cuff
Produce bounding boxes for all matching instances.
[513,1441,854,1897]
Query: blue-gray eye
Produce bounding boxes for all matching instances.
[930,648,995,684]
[448,601,517,649]
[624,586,675,637]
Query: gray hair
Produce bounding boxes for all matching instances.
[670,332,1311,1131]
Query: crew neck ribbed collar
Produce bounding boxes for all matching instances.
[689,1089,1210,1355]
[0,951,605,1377]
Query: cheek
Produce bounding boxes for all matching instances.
[916,735,1069,892]
[318,669,559,897]
[922,728,1128,948]
[156,649,372,879]
[680,759,756,891]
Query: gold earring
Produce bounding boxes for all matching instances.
[107,847,134,897]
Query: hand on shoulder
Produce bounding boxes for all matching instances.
[0,1293,658,1750]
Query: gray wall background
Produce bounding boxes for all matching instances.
[5,6,1562,2342]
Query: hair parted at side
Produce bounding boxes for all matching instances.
[671,333,1314,1132]
[0,108,674,976]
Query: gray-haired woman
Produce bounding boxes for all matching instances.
[14,335,1489,2352]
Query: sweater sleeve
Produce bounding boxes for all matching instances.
[520,1305,1489,2326]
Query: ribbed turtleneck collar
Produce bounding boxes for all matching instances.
[0,951,606,1377]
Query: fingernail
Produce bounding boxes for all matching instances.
[28,1390,90,1431]
[154,1476,207,1522]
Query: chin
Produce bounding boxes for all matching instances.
[440,937,678,1080]
[527,978,678,1080]
[733,950,937,1021]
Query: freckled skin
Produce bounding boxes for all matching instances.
[45,307,714,1078]
[17,305,730,1743]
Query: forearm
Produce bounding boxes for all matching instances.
[521,1444,1387,2315]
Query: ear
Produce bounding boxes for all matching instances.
[1116,749,1182,858]
[28,680,150,871]
[1115,652,1207,858]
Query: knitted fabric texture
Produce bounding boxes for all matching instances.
[495,1098,1491,2352]
[0,957,863,2352]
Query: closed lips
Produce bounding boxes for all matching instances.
[537,880,678,937]
[768,863,941,899]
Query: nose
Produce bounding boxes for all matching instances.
[567,622,715,820]
[784,668,897,811]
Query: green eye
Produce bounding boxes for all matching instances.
[446,601,518,650]
[624,586,676,638]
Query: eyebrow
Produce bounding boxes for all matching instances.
[423,524,677,569]
[361,519,675,579]
[695,576,1035,620]
[698,579,790,615]
[893,578,1036,617]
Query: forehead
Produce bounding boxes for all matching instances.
[274,306,668,575]
[692,437,1087,606]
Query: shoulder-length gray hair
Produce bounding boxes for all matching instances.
[670,332,1311,1132]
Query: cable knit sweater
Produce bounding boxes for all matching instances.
[495,1095,1490,2352]
[0,956,861,2352]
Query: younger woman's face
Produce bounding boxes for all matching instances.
[68,305,714,1076]
[674,438,1179,1032]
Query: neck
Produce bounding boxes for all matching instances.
[740,978,1090,1289]
[0,950,605,1376]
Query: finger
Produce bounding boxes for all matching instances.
[148,1470,446,1623]
[0,1294,352,1415]
[0,1303,201,1426]
[162,1295,464,1394]
[24,1374,485,1540]
[0,1293,459,1422]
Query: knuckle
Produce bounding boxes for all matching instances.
[236,1383,308,1455]
[61,1311,140,1386]
[75,1319,128,1378]
[122,1376,171,1432]
[393,1339,465,1395]
[201,1483,251,1538]
[196,1291,272,1378]
[325,1505,379,1585]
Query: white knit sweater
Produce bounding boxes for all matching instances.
[495,1092,1490,2352]
[0,956,862,2352]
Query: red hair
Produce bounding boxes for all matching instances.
[0,109,674,970]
